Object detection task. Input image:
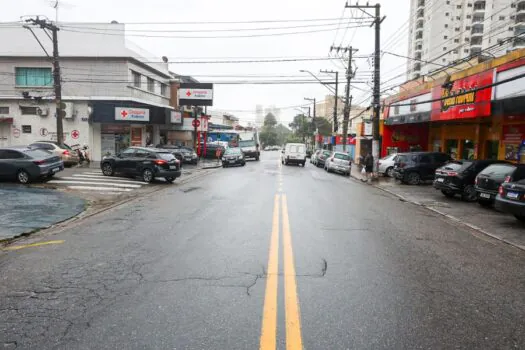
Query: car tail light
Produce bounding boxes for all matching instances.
[33,160,45,165]
[475,177,479,185]
[498,185,504,195]
[62,150,70,155]
[504,175,511,183]
[447,171,458,177]
[155,159,168,165]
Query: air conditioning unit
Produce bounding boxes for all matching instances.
[63,102,77,119]
[36,107,49,116]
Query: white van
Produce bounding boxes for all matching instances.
[281,143,307,166]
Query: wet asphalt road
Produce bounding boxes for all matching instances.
[1,151,525,349]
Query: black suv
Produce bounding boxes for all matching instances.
[495,165,525,221]
[393,152,451,185]
[434,160,508,201]
[101,147,181,183]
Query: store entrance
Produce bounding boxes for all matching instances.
[101,124,131,158]
[485,140,499,160]
[445,139,458,160]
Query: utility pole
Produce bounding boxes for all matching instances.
[345,2,385,171]
[25,17,64,145]
[304,97,316,149]
[331,46,358,152]
[320,70,339,138]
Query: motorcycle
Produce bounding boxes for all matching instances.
[71,144,90,164]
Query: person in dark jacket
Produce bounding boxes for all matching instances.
[364,152,374,182]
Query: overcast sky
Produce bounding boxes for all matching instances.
[2,0,410,124]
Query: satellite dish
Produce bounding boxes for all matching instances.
[111,20,119,24]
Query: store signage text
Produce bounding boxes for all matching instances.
[441,89,476,111]
[115,107,150,122]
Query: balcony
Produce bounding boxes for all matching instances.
[413,63,422,72]
[472,15,485,23]
[470,37,483,46]
[514,37,525,48]
[516,13,525,26]
[417,9,424,19]
[417,0,425,10]
[470,47,482,56]
[519,3,525,14]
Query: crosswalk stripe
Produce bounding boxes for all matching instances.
[48,180,142,188]
[66,175,149,184]
[66,186,133,192]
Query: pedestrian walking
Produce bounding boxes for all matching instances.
[363,152,374,183]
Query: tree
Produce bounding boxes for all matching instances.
[289,114,313,143]
[263,113,277,127]
[315,118,333,136]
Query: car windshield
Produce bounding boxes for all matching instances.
[225,148,241,155]
[334,153,350,160]
[479,164,516,177]
[157,152,176,161]
[441,161,473,171]
[23,149,54,158]
[239,140,256,147]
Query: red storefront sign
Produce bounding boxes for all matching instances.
[334,136,356,145]
[502,125,525,144]
[431,69,494,121]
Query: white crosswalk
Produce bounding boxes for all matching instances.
[50,171,151,196]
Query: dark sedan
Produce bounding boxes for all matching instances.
[434,160,507,201]
[316,150,333,168]
[101,147,181,183]
[475,163,518,207]
[222,147,245,168]
[0,147,64,184]
[495,165,525,221]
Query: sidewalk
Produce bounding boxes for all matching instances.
[350,163,525,251]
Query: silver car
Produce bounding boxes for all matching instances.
[325,152,351,176]
[378,153,397,177]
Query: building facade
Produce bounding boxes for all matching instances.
[407,0,518,80]
[0,23,175,162]
[384,48,525,163]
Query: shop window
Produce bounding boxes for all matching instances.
[15,67,53,87]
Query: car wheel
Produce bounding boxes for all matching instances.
[165,177,175,183]
[461,185,477,202]
[386,167,394,178]
[441,189,455,198]
[142,168,154,183]
[514,214,525,222]
[478,199,493,208]
[17,170,30,184]
[406,172,421,185]
[102,163,114,176]
[255,156,260,161]
[242,162,246,166]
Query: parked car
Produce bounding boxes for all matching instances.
[222,147,246,168]
[475,163,518,207]
[495,165,525,221]
[101,147,181,183]
[0,147,64,184]
[393,152,451,185]
[316,150,333,168]
[200,142,226,159]
[434,160,508,201]
[378,153,397,177]
[29,141,80,167]
[306,149,312,158]
[154,144,184,164]
[281,143,307,166]
[311,150,322,164]
[325,152,351,176]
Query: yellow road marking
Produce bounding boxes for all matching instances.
[2,240,65,251]
[260,194,280,350]
[281,195,303,350]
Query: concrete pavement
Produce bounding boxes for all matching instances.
[0,153,524,349]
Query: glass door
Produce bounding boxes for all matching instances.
[485,140,499,160]
[461,139,475,160]
[445,139,458,160]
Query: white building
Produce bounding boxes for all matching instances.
[0,22,175,161]
[407,0,520,80]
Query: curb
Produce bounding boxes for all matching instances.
[0,167,219,249]
[351,172,525,252]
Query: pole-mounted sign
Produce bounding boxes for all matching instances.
[178,83,214,107]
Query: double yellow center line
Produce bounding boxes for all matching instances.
[260,194,303,350]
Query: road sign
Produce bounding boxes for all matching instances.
[192,119,201,128]
[12,128,20,138]
[71,130,80,139]
[114,107,150,122]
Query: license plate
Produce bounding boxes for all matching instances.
[229,160,235,164]
[437,177,445,182]
[507,191,519,199]
[52,167,60,173]
[169,165,176,169]
[480,193,491,199]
